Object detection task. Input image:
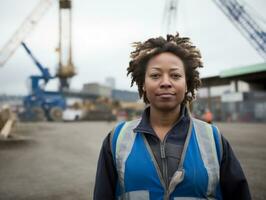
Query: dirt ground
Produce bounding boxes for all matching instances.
[0,121,265,200]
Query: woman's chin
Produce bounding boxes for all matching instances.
[152,102,180,112]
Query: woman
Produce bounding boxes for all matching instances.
[94,33,251,200]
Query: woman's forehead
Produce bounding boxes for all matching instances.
[148,52,183,66]
[146,53,185,72]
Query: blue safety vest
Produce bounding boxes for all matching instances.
[111,118,223,200]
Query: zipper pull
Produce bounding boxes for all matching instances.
[160,144,166,159]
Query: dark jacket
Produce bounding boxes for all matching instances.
[94,106,251,200]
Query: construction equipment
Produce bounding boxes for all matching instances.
[0,0,55,67]
[163,0,266,61]
[213,0,266,61]
[57,0,75,90]
[163,0,179,34]
[82,98,117,121]
[20,42,66,121]
[0,0,75,88]
[0,0,75,121]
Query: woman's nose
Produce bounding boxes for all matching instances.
[160,75,172,88]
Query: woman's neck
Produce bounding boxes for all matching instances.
[149,105,181,141]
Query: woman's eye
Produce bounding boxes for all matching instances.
[150,74,160,79]
[171,74,180,79]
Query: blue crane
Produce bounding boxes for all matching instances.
[163,0,266,61]
[20,42,66,121]
[213,0,266,61]
[0,0,74,121]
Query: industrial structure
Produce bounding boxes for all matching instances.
[194,62,266,122]
[0,1,265,199]
[82,82,139,102]
[57,0,75,90]
[163,0,266,61]
[0,0,265,123]
[0,0,75,121]
[19,42,67,121]
[164,0,266,122]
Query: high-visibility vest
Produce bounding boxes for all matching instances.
[111,118,223,200]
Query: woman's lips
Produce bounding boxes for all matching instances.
[156,93,175,98]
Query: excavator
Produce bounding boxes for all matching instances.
[0,0,75,121]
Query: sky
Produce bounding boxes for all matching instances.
[0,0,265,95]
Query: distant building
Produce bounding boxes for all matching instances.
[81,82,139,102]
[82,83,112,98]
[112,89,139,102]
[194,62,266,122]
[105,77,116,89]
[0,95,23,108]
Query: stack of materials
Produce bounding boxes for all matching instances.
[0,105,16,139]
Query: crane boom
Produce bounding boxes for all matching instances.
[57,0,75,90]
[0,0,55,67]
[163,0,179,34]
[213,0,266,60]
[21,42,52,83]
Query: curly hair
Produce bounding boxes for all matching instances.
[127,33,203,105]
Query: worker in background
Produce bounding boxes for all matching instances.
[94,33,251,200]
[202,108,213,124]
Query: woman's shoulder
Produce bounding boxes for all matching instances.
[191,117,218,128]
[113,118,142,131]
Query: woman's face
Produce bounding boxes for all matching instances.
[144,52,187,112]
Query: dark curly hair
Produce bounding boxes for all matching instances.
[127,33,203,105]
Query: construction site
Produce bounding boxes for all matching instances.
[0,0,266,199]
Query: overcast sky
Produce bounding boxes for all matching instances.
[0,0,265,95]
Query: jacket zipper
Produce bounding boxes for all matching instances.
[139,130,171,199]
[160,142,168,187]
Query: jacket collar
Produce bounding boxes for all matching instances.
[133,105,190,136]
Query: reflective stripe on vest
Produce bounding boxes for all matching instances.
[193,119,220,199]
[117,190,149,200]
[113,118,221,200]
[115,119,141,194]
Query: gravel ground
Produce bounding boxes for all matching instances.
[0,121,265,200]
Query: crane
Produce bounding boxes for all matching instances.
[0,0,75,121]
[57,0,75,90]
[162,0,179,34]
[0,0,54,67]
[21,42,66,121]
[163,0,266,61]
[0,0,75,90]
[213,0,266,61]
